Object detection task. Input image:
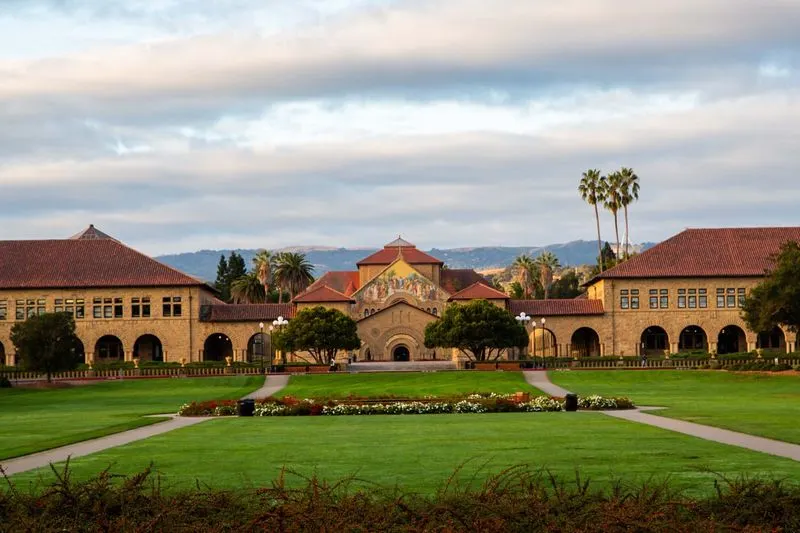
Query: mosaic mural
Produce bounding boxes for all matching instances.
[358,260,445,304]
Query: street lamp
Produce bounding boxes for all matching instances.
[541,317,547,369]
[272,315,289,365]
[515,312,530,362]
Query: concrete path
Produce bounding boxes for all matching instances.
[241,374,289,400]
[1,415,212,476]
[523,370,572,397]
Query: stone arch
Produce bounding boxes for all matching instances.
[531,328,558,357]
[641,326,668,356]
[95,335,124,361]
[246,332,270,364]
[757,326,786,352]
[385,294,420,308]
[678,325,708,353]
[0,340,6,366]
[204,333,233,361]
[385,332,422,361]
[133,334,163,362]
[570,327,601,357]
[718,325,748,355]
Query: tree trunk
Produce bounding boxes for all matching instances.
[594,203,603,271]
[278,285,283,304]
[613,210,621,259]
[623,204,630,259]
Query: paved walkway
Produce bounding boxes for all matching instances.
[241,374,289,400]
[532,371,800,462]
[2,375,290,477]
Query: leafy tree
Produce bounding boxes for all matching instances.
[253,250,274,297]
[274,252,315,302]
[231,272,267,303]
[512,254,540,299]
[534,251,560,300]
[604,171,624,258]
[618,167,640,259]
[742,241,800,336]
[549,270,585,299]
[274,306,360,365]
[424,299,528,361]
[508,281,525,299]
[10,313,81,382]
[578,169,608,271]
[227,252,247,287]
[214,254,230,302]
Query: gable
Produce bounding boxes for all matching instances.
[353,258,449,305]
[357,300,438,324]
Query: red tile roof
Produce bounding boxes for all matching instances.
[201,303,295,322]
[509,299,605,317]
[0,238,206,289]
[449,282,509,301]
[307,271,360,294]
[440,269,486,294]
[357,246,443,266]
[594,227,800,282]
[293,285,355,303]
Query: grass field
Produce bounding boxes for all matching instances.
[278,371,541,398]
[550,370,800,444]
[0,376,262,460]
[12,412,800,496]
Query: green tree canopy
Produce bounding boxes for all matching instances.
[549,270,585,299]
[10,313,81,382]
[230,272,267,304]
[274,306,360,365]
[214,254,230,302]
[424,299,528,361]
[742,241,800,335]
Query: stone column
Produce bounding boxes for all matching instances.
[5,352,14,367]
[747,342,757,353]
[670,342,679,355]
[124,350,133,362]
[709,341,717,355]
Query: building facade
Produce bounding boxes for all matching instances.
[1,226,798,368]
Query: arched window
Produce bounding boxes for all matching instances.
[364,309,370,318]
[432,308,438,316]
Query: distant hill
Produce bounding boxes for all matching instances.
[156,241,655,282]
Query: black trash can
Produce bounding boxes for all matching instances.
[564,393,579,412]
[237,399,255,417]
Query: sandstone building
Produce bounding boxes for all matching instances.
[1,226,798,368]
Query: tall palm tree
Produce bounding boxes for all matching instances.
[230,272,266,304]
[252,250,274,297]
[534,251,560,300]
[512,254,538,299]
[618,167,640,259]
[274,252,315,301]
[603,171,624,259]
[578,169,608,271]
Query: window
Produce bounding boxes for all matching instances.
[716,288,725,308]
[620,289,629,309]
[631,289,639,309]
[726,288,736,308]
[678,289,686,309]
[133,297,152,318]
[162,296,182,317]
[0,300,7,321]
[737,288,746,308]
[15,299,44,320]
[114,297,123,318]
[649,289,658,309]
[699,289,708,309]
[432,308,438,316]
[364,309,370,318]
[93,297,122,319]
[688,288,697,309]
[659,289,669,309]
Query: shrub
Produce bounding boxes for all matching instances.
[0,376,12,388]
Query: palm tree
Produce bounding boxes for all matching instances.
[230,272,266,304]
[252,250,274,297]
[618,167,640,259]
[512,254,538,299]
[578,169,608,271]
[534,251,560,300]
[603,171,624,259]
[274,252,315,301]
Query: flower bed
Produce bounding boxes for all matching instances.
[178,393,634,417]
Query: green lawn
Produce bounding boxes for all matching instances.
[550,370,800,444]
[278,371,541,398]
[0,376,262,460]
[12,413,800,496]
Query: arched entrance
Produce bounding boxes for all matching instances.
[393,345,410,362]
[718,325,747,355]
[134,335,163,362]
[0,340,6,366]
[757,326,786,352]
[531,329,558,357]
[641,326,668,356]
[678,326,708,352]
[204,333,233,361]
[570,328,600,357]
[95,335,124,360]
[247,333,269,364]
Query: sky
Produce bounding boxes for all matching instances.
[1,0,798,255]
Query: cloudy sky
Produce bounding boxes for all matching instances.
[1,0,798,255]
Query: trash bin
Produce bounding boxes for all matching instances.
[237,399,255,417]
[564,393,578,412]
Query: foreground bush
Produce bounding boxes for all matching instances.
[3,465,800,532]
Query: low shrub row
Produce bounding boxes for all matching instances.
[178,393,633,417]
[75,360,262,370]
[4,465,800,532]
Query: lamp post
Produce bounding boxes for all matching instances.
[272,315,289,365]
[515,312,530,363]
[258,322,265,374]
[541,317,547,369]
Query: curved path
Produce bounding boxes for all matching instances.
[1,375,289,477]
[527,370,800,462]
